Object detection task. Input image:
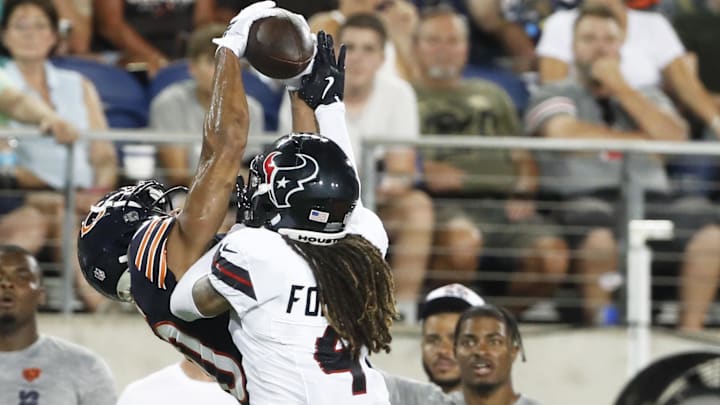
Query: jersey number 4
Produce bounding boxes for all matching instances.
[314,326,367,395]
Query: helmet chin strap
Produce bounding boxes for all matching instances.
[278,228,346,245]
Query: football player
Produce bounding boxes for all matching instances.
[78,4,397,405]
[168,31,397,404]
[78,2,286,403]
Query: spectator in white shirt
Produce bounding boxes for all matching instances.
[117,358,237,405]
[537,0,720,137]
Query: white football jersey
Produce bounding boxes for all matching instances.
[177,100,391,404]
[198,204,389,405]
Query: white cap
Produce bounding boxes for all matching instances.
[419,283,485,320]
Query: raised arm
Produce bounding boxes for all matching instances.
[298,32,354,166]
[296,31,389,253]
[167,1,287,281]
[168,2,285,321]
[288,91,318,133]
[166,49,249,279]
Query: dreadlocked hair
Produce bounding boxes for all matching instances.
[284,233,398,359]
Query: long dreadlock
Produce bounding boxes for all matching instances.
[284,233,398,359]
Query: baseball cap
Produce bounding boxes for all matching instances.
[418,283,485,320]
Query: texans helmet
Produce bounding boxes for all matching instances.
[77,180,184,301]
[238,133,359,243]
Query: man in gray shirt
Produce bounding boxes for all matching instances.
[385,304,541,405]
[525,4,720,328]
[150,23,264,187]
[0,245,116,405]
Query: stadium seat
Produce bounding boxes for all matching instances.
[51,57,149,128]
[462,64,530,113]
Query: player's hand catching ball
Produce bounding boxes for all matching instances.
[212,0,282,58]
[299,31,346,109]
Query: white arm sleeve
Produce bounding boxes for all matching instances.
[314,100,389,250]
[169,244,220,321]
[314,101,371,212]
[315,102,356,169]
[277,92,293,136]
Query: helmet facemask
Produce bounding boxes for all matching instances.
[238,154,278,228]
[77,180,187,301]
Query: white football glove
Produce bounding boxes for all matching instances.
[212,1,282,58]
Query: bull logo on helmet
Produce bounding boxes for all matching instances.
[262,151,319,209]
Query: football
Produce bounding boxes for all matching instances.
[245,11,315,79]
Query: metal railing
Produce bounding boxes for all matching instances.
[360,135,720,376]
[3,130,720,358]
[0,128,281,315]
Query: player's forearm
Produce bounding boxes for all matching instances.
[169,49,249,276]
[289,91,318,133]
[169,239,230,321]
[206,48,249,159]
[193,276,230,317]
[170,156,238,280]
[170,259,227,321]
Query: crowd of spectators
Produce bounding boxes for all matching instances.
[0,0,719,330]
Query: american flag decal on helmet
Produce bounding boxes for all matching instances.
[308,209,329,223]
